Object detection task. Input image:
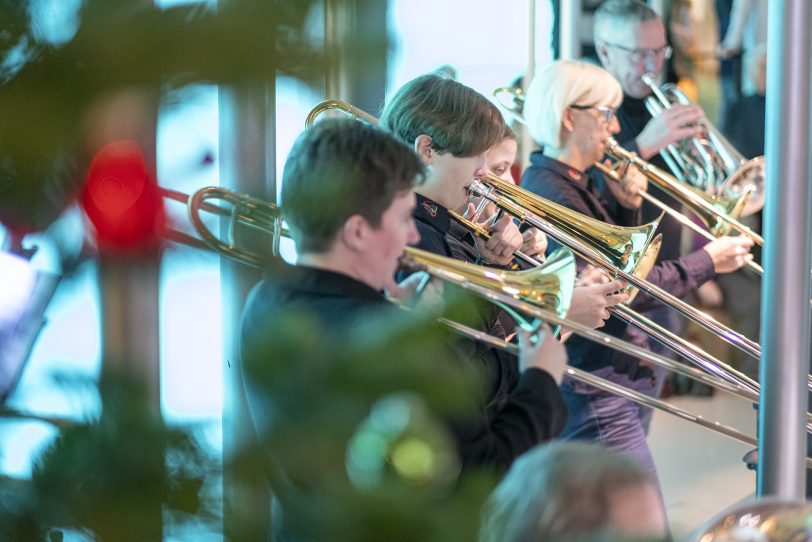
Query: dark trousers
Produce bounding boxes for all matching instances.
[559,365,664,508]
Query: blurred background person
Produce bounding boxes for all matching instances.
[480,441,669,542]
[716,44,766,379]
[718,0,768,97]
[664,0,722,125]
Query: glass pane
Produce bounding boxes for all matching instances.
[387,0,550,99]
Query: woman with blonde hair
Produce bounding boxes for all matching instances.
[519,59,753,500]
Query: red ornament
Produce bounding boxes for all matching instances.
[81,140,165,253]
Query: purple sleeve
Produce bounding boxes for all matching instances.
[629,247,716,312]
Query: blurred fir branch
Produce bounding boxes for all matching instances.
[0,300,497,541]
[0,370,220,541]
[235,298,499,542]
[0,0,332,234]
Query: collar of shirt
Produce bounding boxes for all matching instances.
[271,263,386,304]
[529,151,591,190]
[413,193,451,235]
[528,151,617,224]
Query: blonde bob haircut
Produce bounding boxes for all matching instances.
[524,60,623,151]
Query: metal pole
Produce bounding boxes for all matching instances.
[558,0,581,60]
[219,81,274,540]
[758,0,812,499]
[517,0,537,173]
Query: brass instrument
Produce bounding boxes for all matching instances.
[642,73,766,217]
[448,210,545,267]
[494,86,765,250]
[406,244,576,320]
[469,173,764,361]
[174,184,796,452]
[305,99,378,130]
[441,189,812,434]
[162,186,282,268]
[603,138,764,246]
[691,498,812,541]
[306,99,765,374]
[593,157,765,275]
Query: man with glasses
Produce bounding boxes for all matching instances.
[595,0,703,167]
[594,0,712,417]
[595,0,704,263]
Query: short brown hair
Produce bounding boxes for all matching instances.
[282,118,425,254]
[380,74,505,157]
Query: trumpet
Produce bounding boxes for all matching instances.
[169,184,805,453]
[641,73,766,217]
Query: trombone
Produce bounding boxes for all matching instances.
[435,183,812,430]
[468,173,764,362]
[602,139,764,248]
[593,150,765,276]
[169,184,809,455]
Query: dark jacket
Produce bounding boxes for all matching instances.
[616,95,686,263]
[404,193,515,407]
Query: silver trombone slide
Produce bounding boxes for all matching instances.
[414,262,812,469]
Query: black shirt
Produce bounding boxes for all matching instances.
[241,263,567,473]
[617,95,685,263]
[405,193,517,404]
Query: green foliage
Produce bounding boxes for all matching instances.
[0,370,219,541]
[238,297,499,542]
[0,0,327,233]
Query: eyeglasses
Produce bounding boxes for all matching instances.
[602,42,673,63]
[569,104,617,124]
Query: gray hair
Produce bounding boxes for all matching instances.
[479,441,654,542]
[524,60,623,150]
[594,0,660,44]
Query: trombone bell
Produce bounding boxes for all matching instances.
[402,245,576,320]
[472,174,663,276]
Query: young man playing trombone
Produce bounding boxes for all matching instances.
[241,118,568,480]
[380,73,625,415]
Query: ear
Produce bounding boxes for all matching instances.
[596,41,610,67]
[414,134,434,164]
[561,107,576,133]
[339,214,370,253]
